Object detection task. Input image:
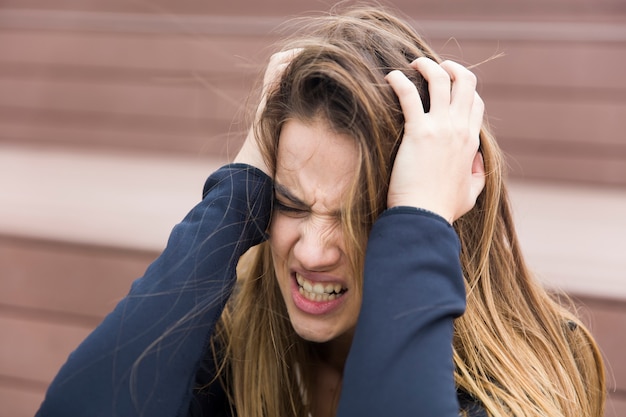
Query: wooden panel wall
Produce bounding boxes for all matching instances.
[1,1,625,415]
[0,0,625,184]
[0,237,158,416]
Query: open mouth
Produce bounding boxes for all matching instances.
[296,273,347,302]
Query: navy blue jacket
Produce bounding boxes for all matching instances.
[36,164,484,417]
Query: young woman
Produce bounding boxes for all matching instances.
[36,6,605,417]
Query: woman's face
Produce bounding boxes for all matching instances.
[269,118,361,344]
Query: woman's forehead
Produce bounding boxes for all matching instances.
[276,119,358,173]
[275,119,359,206]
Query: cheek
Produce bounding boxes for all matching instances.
[268,215,299,267]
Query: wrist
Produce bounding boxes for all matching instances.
[233,130,270,176]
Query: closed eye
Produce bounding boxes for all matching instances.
[274,198,309,217]
[273,182,310,218]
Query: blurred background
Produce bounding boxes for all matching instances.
[0,0,625,416]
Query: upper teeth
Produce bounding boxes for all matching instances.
[296,274,343,295]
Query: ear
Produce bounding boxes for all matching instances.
[471,150,486,200]
[472,150,485,174]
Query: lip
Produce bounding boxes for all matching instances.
[290,272,347,315]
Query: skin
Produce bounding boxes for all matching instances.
[268,119,360,417]
[269,118,360,352]
[235,53,485,220]
[385,57,485,222]
[234,52,486,412]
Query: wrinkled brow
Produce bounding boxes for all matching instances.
[274,182,343,218]
[274,183,308,207]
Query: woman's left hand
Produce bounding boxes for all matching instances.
[385,57,486,223]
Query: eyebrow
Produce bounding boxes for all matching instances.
[274,183,309,208]
[274,182,343,218]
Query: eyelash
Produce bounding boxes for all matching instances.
[274,199,308,216]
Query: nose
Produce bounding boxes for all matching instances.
[292,217,342,272]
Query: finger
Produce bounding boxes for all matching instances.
[410,57,451,114]
[268,48,302,70]
[263,49,302,87]
[385,70,426,126]
[439,60,477,117]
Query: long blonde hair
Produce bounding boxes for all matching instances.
[211,5,605,417]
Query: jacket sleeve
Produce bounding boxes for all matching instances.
[337,207,466,417]
[36,164,273,417]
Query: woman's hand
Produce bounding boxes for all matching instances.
[385,57,486,223]
[233,49,301,176]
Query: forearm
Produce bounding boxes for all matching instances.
[37,164,273,417]
[338,207,466,417]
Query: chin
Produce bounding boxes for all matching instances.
[290,320,339,343]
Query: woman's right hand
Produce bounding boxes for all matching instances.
[385,57,486,223]
[233,49,301,176]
